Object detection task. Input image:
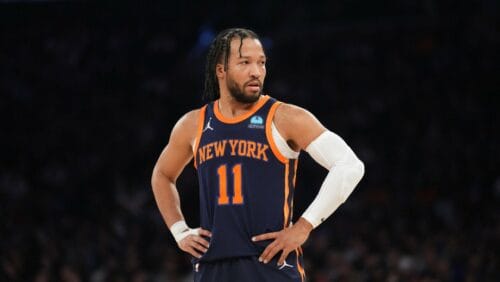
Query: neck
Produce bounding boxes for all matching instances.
[217,93,262,118]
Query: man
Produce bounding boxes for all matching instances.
[151,28,365,282]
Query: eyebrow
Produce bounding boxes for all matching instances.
[237,55,267,59]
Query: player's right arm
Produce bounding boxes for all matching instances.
[151,109,211,258]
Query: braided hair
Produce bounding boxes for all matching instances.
[203,28,261,102]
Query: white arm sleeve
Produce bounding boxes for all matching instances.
[301,131,365,228]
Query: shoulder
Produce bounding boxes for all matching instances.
[273,103,315,123]
[273,102,326,151]
[170,106,206,147]
[273,102,323,132]
[174,108,201,132]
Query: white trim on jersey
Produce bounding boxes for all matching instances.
[271,122,300,159]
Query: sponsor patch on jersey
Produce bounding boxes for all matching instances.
[248,115,264,129]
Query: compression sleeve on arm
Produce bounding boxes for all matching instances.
[301,131,365,228]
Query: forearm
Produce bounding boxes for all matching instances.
[302,160,364,227]
[151,168,185,228]
[301,131,365,228]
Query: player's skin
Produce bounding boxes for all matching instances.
[152,37,326,266]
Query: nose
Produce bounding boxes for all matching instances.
[249,63,262,79]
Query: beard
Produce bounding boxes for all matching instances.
[226,76,263,104]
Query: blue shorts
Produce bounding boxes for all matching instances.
[193,252,306,282]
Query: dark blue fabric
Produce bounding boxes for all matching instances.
[195,96,296,262]
[193,254,304,282]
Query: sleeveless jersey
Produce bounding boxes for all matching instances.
[193,95,299,262]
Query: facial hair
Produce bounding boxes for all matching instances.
[226,75,262,104]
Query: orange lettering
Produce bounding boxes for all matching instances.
[217,164,243,205]
[246,141,257,158]
[256,143,269,161]
[214,140,227,157]
[232,164,243,204]
[237,140,247,156]
[217,165,229,205]
[198,146,206,164]
[206,143,213,160]
[229,139,238,156]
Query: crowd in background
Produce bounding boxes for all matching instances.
[1,1,498,281]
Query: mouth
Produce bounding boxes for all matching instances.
[245,80,261,92]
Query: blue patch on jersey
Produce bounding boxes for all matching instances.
[250,115,264,125]
[249,115,264,129]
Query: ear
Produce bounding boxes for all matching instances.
[216,63,225,79]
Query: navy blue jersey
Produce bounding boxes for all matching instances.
[193,96,301,268]
[193,254,305,282]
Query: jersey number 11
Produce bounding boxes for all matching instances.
[217,164,243,205]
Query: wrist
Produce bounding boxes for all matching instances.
[296,217,314,234]
[170,220,190,242]
[170,220,200,243]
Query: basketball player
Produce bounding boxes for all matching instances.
[151,28,365,282]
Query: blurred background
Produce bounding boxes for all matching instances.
[1,0,499,281]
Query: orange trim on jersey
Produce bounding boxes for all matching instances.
[193,105,207,169]
[283,162,290,228]
[265,101,288,164]
[213,95,270,124]
[290,159,297,221]
[293,159,299,187]
[296,248,306,281]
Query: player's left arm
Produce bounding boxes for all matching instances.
[253,103,365,266]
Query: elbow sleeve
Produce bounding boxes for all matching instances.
[302,131,365,228]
